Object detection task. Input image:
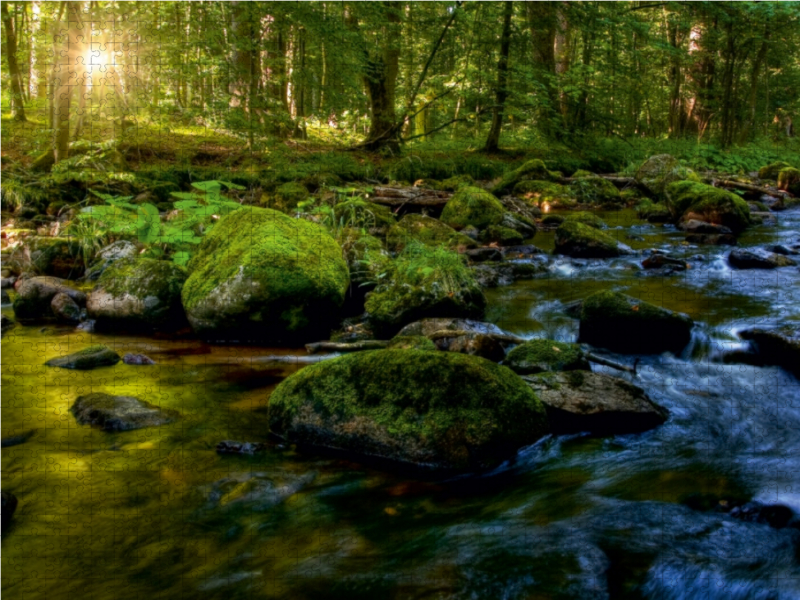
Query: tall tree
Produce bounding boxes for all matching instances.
[483,1,513,152]
[2,2,27,121]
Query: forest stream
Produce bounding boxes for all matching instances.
[2,206,799,600]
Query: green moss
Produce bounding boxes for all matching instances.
[337,228,391,286]
[635,154,699,198]
[563,211,605,229]
[440,186,506,230]
[636,200,671,222]
[75,344,111,356]
[271,182,309,213]
[512,180,575,207]
[758,162,792,180]
[569,175,622,206]
[749,201,770,212]
[504,339,590,375]
[491,159,557,196]
[268,349,549,470]
[665,181,751,233]
[541,214,565,226]
[554,220,625,258]
[333,199,396,230]
[301,172,343,192]
[387,214,477,253]
[778,167,800,195]
[439,174,474,191]
[100,257,186,300]
[182,206,349,341]
[480,225,524,246]
[387,335,437,351]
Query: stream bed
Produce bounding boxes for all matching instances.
[2,208,800,599]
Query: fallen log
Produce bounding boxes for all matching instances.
[305,340,390,354]
[558,175,651,194]
[705,178,793,199]
[585,353,639,375]
[427,329,527,345]
[368,186,453,209]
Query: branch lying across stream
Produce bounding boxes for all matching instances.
[703,178,794,199]
[305,340,390,354]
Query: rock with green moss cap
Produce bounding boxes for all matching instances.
[87,258,188,333]
[46,344,121,369]
[563,211,606,229]
[13,276,86,320]
[491,159,557,196]
[268,349,549,470]
[554,220,630,258]
[579,290,693,354]
[570,175,622,206]
[439,174,474,191]
[333,199,396,230]
[440,186,506,230]
[778,167,800,195]
[513,180,576,208]
[387,335,437,351]
[635,154,699,198]
[758,162,792,180]
[271,182,309,213]
[665,181,751,233]
[71,392,179,431]
[337,228,391,288]
[504,339,590,375]
[480,225,524,246]
[387,214,477,253]
[182,206,350,343]
[636,200,671,223]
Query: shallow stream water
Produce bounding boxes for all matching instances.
[2,209,800,599]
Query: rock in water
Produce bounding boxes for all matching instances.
[440,186,507,230]
[181,207,350,343]
[728,249,797,269]
[1,492,18,531]
[554,220,631,258]
[504,339,590,375]
[83,240,139,281]
[45,345,121,369]
[526,371,668,435]
[122,353,156,365]
[739,325,800,377]
[665,181,751,234]
[579,290,693,354]
[50,292,82,324]
[268,350,549,471]
[70,392,179,431]
[12,276,86,320]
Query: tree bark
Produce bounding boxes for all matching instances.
[53,1,84,163]
[2,2,27,121]
[483,1,513,152]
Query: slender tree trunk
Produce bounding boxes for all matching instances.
[2,3,27,121]
[54,1,84,163]
[483,1,513,152]
[741,27,769,143]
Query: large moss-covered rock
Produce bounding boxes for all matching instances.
[579,290,693,354]
[513,180,576,208]
[491,160,557,196]
[665,181,751,233]
[83,241,139,281]
[440,186,506,230]
[479,225,524,246]
[337,228,391,287]
[504,339,590,375]
[87,258,187,332]
[758,162,792,180]
[333,199,396,230]
[563,211,606,229]
[635,154,699,198]
[554,220,630,258]
[12,276,86,320]
[365,245,486,335]
[570,174,622,206]
[387,214,477,253]
[181,207,350,343]
[778,167,800,195]
[636,200,672,223]
[268,350,549,470]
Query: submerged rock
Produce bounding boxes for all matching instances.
[45,344,121,370]
[554,220,630,258]
[268,350,549,470]
[12,276,86,320]
[677,219,732,234]
[579,290,693,354]
[122,353,156,365]
[70,392,179,431]
[464,247,503,263]
[526,371,668,435]
[203,471,315,512]
[216,440,267,455]
[1,491,18,530]
[641,254,688,271]
[504,339,590,375]
[728,249,797,269]
[470,262,546,287]
[739,325,800,377]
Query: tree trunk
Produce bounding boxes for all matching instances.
[526,1,558,136]
[54,1,84,163]
[2,3,27,121]
[740,27,769,143]
[483,1,513,152]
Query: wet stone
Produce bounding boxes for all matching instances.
[70,392,179,432]
[122,353,156,365]
[45,345,121,370]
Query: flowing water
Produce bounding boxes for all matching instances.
[2,209,800,599]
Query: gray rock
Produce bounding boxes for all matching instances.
[525,371,668,435]
[397,318,508,338]
[501,245,545,260]
[50,292,82,324]
[728,249,797,269]
[641,254,688,271]
[45,345,121,370]
[685,233,737,246]
[739,325,800,377]
[12,276,86,320]
[70,392,179,431]
[464,247,503,263]
[122,353,156,365]
[678,219,732,234]
[83,240,139,281]
[216,440,267,454]
[433,332,506,362]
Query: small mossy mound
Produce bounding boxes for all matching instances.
[182,206,350,343]
[665,181,751,233]
[569,174,622,206]
[513,180,576,208]
[480,225,524,246]
[504,339,590,375]
[268,349,549,470]
[636,200,672,223]
[337,228,391,288]
[87,258,188,332]
[635,154,699,198]
[45,344,121,370]
[563,211,606,229]
[332,199,396,230]
[387,214,477,253]
[491,159,557,196]
[554,220,628,258]
[271,182,309,213]
[387,335,437,351]
[777,167,800,195]
[439,174,475,191]
[579,290,693,354]
[13,276,86,321]
[365,242,486,336]
[440,186,506,230]
[758,162,792,180]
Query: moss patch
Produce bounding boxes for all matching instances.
[387,335,437,351]
[480,225,524,246]
[387,214,477,253]
[513,180,575,208]
[554,220,626,258]
[505,339,590,375]
[491,159,557,196]
[665,181,751,233]
[440,186,506,230]
[563,211,606,229]
[758,162,792,180]
[778,167,800,195]
[333,199,396,230]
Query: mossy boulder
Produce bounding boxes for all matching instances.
[491,160,557,196]
[387,214,477,253]
[777,167,800,195]
[271,182,309,213]
[570,174,622,206]
[635,154,699,198]
[387,335,437,351]
[83,240,139,281]
[579,290,693,354]
[337,228,391,288]
[268,349,549,470]
[636,200,672,223]
[87,258,188,333]
[13,276,86,320]
[665,181,751,233]
[563,211,606,229]
[554,220,629,258]
[45,344,121,370]
[181,206,350,343]
[333,199,396,230]
[513,180,576,208]
[541,214,565,226]
[440,186,506,230]
[758,162,792,180]
[479,225,524,246]
[504,339,590,375]
[439,174,475,191]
